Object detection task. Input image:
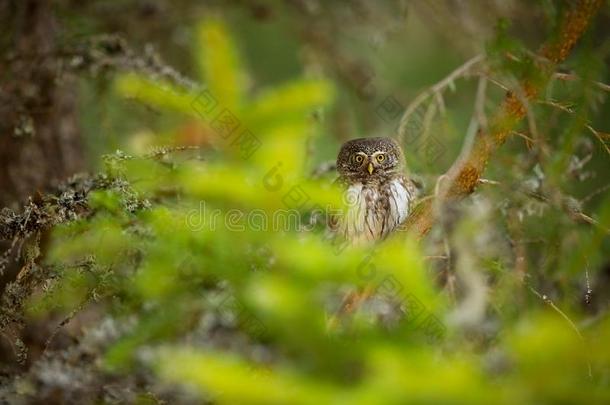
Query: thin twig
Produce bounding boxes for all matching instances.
[586,125,610,156]
[477,178,500,186]
[527,284,592,378]
[510,131,536,143]
[42,299,89,356]
[397,54,485,144]
[582,183,610,204]
[538,99,575,114]
[553,72,610,92]
[463,76,489,160]
[584,257,592,307]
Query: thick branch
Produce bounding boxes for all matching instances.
[402,0,603,237]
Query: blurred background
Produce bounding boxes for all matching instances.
[1,1,610,404]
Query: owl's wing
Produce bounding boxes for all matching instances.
[399,175,420,200]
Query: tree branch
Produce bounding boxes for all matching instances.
[402,0,603,237]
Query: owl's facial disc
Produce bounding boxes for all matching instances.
[336,137,405,180]
[348,150,394,177]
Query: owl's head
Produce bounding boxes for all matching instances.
[336,137,405,181]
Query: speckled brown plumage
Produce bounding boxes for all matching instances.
[332,137,417,245]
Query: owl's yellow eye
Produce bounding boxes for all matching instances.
[354,155,364,163]
[376,154,385,162]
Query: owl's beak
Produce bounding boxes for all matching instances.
[367,162,374,175]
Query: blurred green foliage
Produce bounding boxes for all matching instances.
[23,4,610,404]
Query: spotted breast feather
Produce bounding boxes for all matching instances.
[332,176,416,245]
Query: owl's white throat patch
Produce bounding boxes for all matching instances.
[340,178,412,245]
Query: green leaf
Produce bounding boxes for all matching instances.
[115,73,199,116]
[246,79,334,133]
[197,19,247,111]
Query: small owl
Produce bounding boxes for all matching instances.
[332,137,417,245]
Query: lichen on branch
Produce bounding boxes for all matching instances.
[402,0,604,237]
